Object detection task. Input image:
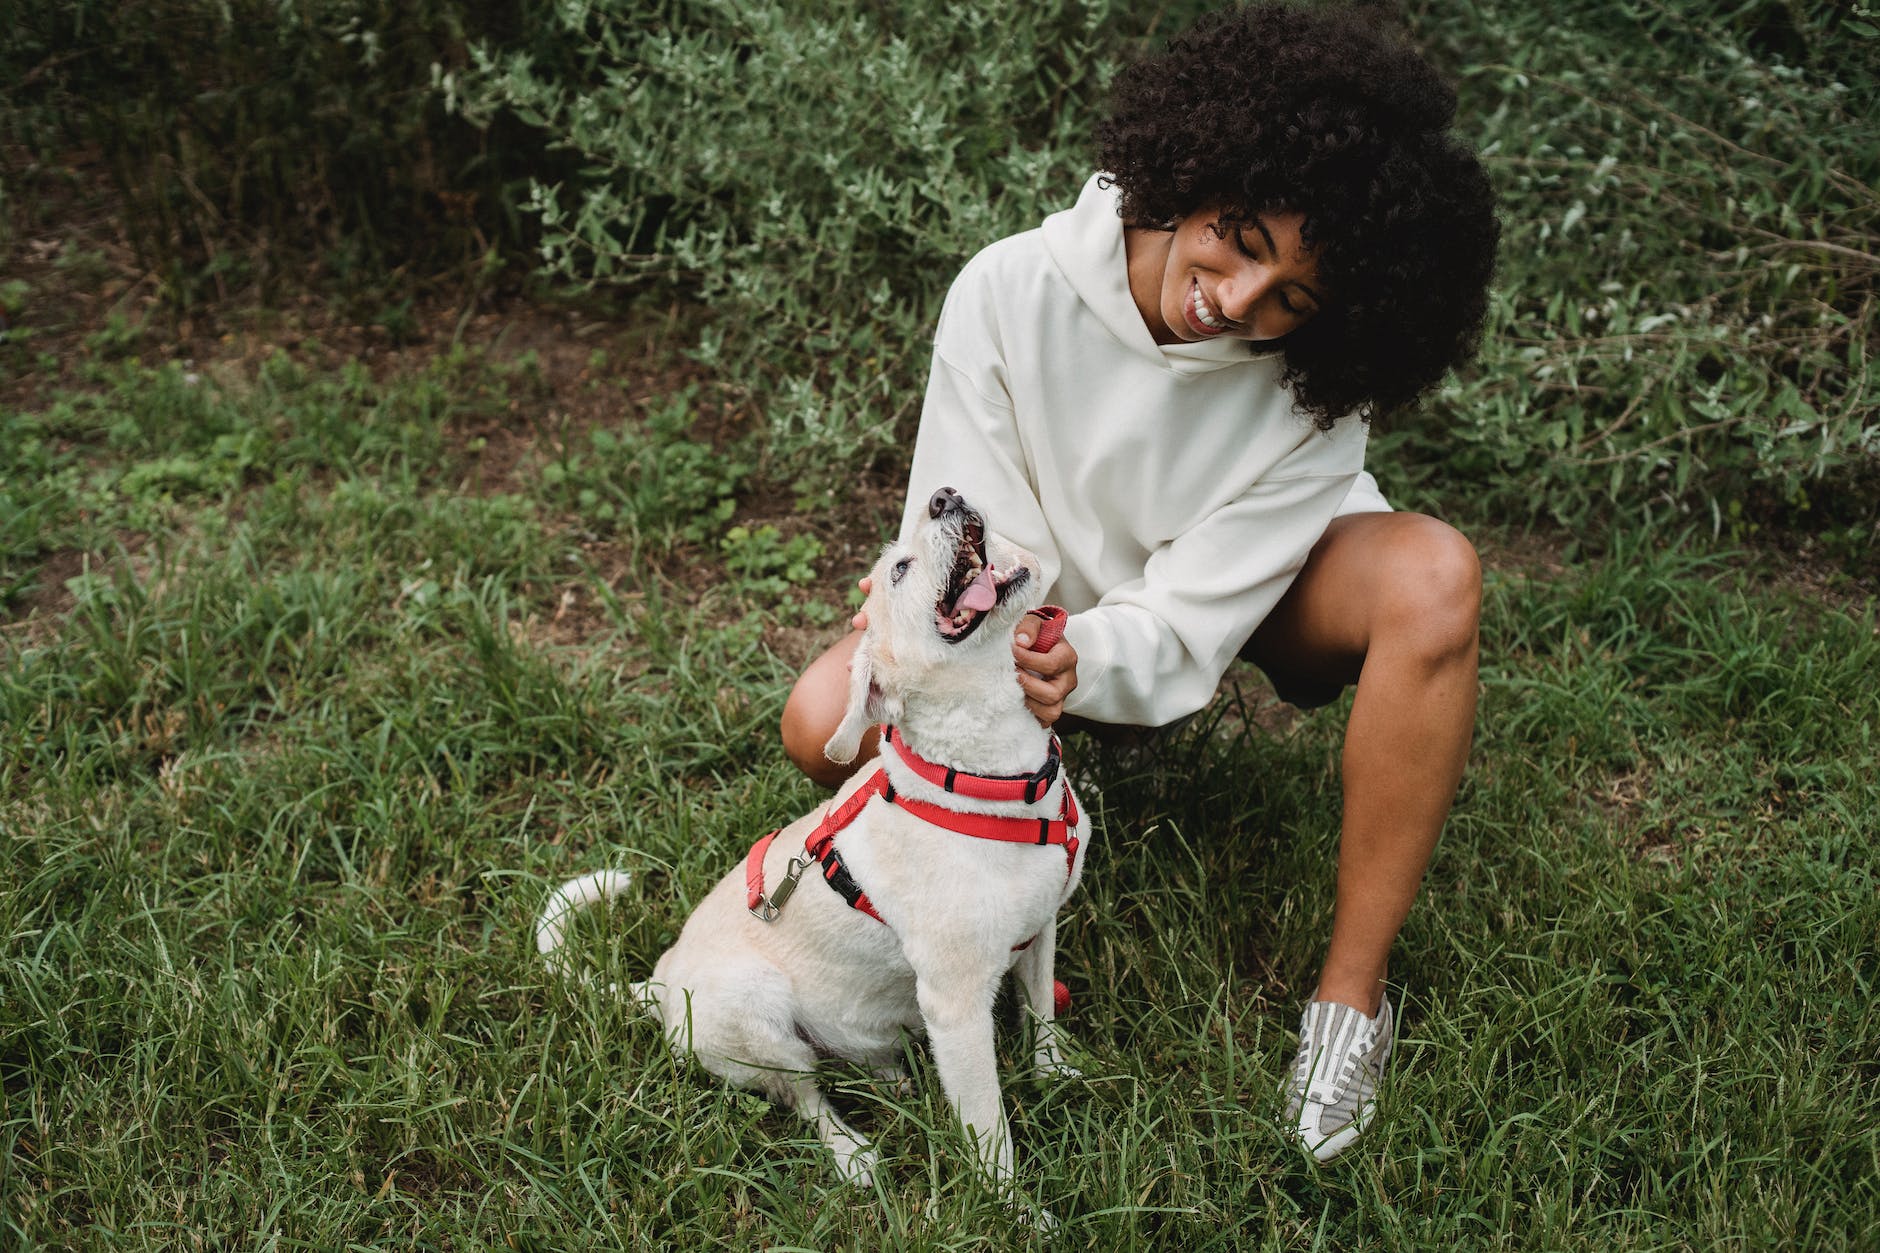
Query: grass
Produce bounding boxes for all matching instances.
[2,339,1875,1250]
[3,1,1877,1243]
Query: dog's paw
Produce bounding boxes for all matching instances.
[1010,1199,1060,1236]
[1031,1021,1084,1080]
[819,1109,880,1188]
[832,1143,879,1189]
[625,979,661,1016]
[1033,1053,1083,1081]
[873,1066,916,1101]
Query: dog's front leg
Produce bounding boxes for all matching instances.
[916,974,1015,1186]
[1012,915,1079,1078]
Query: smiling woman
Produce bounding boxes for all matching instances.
[1129,208,1325,345]
[782,1,1500,1165]
[1098,4,1499,427]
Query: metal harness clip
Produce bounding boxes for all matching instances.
[750,854,811,922]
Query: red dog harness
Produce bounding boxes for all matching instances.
[746,605,1076,926]
[744,747,1080,925]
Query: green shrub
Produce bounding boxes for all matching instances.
[451,0,1196,468]
[1388,1,1878,539]
[6,0,1873,538]
[459,0,1876,539]
[1,0,577,297]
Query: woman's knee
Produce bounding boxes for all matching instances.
[1372,515,1482,659]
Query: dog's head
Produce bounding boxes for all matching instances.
[824,487,1044,764]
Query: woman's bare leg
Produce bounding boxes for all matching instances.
[1245,511,1481,1015]
[781,631,879,788]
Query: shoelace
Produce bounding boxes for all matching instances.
[1295,1010,1378,1100]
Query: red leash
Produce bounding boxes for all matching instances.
[1022,604,1068,653]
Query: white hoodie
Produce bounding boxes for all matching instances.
[900,174,1390,727]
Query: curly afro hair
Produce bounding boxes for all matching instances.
[1097,3,1499,426]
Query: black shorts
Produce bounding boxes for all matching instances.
[1241,643,1347,711]
[1058,642,1347,743]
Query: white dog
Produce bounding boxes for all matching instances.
[535,486,1088,1199]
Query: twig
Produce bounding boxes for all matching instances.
[1566,414,1755,466]
[1570,365,1678,455]
[1739,238,1880,272]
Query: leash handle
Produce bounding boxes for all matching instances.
[1023,605,1068,653]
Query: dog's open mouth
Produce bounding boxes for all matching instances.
[935,512,1029,643]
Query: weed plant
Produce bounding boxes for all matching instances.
[538,387,750,547]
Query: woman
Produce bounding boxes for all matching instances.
[782,3,1498,1162]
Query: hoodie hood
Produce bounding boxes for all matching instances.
[1041,173,1272,377]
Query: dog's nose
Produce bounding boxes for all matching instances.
[928,487,963,519]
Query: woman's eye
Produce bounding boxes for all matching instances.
[890,558,912,585]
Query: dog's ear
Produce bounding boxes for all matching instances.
[825,635,901,764]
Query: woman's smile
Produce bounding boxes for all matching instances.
[1186,279,1234,335]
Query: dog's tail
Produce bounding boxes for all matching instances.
[535,869,634,979]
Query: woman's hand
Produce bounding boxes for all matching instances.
[1013,612,1077,727]
[857,579,1076,726]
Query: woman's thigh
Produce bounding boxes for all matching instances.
[1242,511,1482,703]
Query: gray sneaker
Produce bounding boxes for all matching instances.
[1283,994,1395,1162]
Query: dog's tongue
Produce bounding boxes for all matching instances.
[955,567,997,613]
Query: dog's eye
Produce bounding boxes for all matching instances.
[890,557,912,585]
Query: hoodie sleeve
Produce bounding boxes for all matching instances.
[899,261,1062,585]
[1059,430,1365,728]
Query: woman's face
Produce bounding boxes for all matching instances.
[1126,207,1327,346]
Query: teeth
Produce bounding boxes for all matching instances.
[937,606,979,633]
[949,545,984,601]
[1193,283,1225,330]
[938,536,992,636]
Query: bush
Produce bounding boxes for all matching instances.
[6,0,1874,541]
[1,0,577,298]
[1386,0,1879,541]
[449,0,1199,470]
[458,0,1877,540]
